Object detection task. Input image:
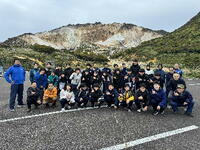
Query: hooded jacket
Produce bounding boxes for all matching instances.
[150,88,167,107]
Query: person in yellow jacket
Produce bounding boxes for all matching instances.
[118,84,134,111]
[43,83,58,107]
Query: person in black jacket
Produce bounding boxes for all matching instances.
[149,73,165,89]
[166,73,186,99]
[90,71,102,87]
[26,82,41,112]
[81,69,92,89]
[102,71,112,93]
[103,84,119,108]
[75,84,90,108]
[170,84,194,117]
[130,59,140,77]
[165,67,174,87]
[113,69,124,92]
[54,66,63,77]
[135,83,150,112]
[89,84,103,107]
[135,69,150,89]
[64,64,74,84]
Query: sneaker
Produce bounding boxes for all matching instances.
[153,111,159,116]
[27,109,31,112]
[10,109,15,112]
[137,109,141,113]
[128,109,132,112]
[184,112,194,117]
[68,106,71,109]
[160,110,165,115]
[61,108,65,112]
[17,105,24,108]
[114,106,118,109]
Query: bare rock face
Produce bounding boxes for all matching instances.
[2,23,165,52]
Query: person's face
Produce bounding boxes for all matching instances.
[173,73,180,80]
[94,72,98,76]
[48,84,54,90]
[116,71,120,74]
[108,85,114,90]
[76,70,80,74]
[94,87,99,91]
[133,61,138,65]
[31,83,37,88]
[66,85,71,91]
[146,66,150,70]
[114,65,118,68]
[85,71,89,75]
[155,75,160,79]
[124,86,130,91]
[82,87,87,90]
[40,70,45,75]
[127,71,131,74]
[177,88,184,93]
[103,72,106,76]
[34,64,38,69]
[87,65,90,69]
[139,72,144,75]
[122,64,126,68]
[174,64,179,69]
[14,60,21,65]
[158,66,162,69]
[169,67,174,73]
[46,64,51,68]
[52,72,55,76]
[61,74,65,77]
[140,87,146,92]
[153,84,160,90]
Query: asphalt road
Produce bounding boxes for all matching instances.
[0,77,200,150]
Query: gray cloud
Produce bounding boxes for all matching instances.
[0,0,199,41]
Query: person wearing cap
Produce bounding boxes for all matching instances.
[166,73,186,100]
[117,84,134,111]
[150,82,167,115]
[154,64,166,81]
[89,84,103,107]
[69,68,82,94]
[48,70,59,87]
[149,72,165,89]
[43,83,58,107]
[81,69,92,89]
[130,59,140,76]
[135,83,150,113]
[103,83,119,108]
[59,84,75,111]
[113,69,124,92]
[75,84,89,108]
[135,68,150,89]
[170,84,194,117]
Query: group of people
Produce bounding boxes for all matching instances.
[4,59,195,117]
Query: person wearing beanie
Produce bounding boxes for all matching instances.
[170,84,194,117]
[150,82,167,115]
[135,83,150,113]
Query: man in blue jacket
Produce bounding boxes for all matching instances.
[170,84,194,117]
[4,59,26,111]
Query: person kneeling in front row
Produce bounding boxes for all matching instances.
[170,84,194,117]
[43,83,58,107]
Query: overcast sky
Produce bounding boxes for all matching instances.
[0,0,199,42]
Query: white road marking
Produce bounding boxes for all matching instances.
[188,83,200,86]
[100,125,199,150]
[0,106,106,123]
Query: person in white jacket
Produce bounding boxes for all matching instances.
[69,68,82,94]
[59,84,75,111]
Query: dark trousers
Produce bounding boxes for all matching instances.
[27,96,39,109]
[151,101,165,112]
[60,98,75,108]
[170,101,194,113]
[76,97,88,107]
[119,100,133,109]
[135,100,147,109]
[9,84,24,109]
[104,95,117,107]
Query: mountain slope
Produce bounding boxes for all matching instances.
[1,23,164,52]
[112,12,200,69]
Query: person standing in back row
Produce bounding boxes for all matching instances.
[4,59,26,111]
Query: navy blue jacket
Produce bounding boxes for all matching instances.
[35,72,48,89]
[4,64,26,84]
[150,88,167,107]
[172,90,193,104]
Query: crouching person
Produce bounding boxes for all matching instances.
[118,84,134,111]
[60,84,75,111]
[27,82,41,112]
[103,84,119,108]
[170,84,194,117]
[150,82,167,115]
[43,83,58,107]
[90,84,103,107]
[76,84,89,108]
[135,83,150,113]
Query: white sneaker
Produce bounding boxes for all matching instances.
[68,106,71,109]
[137,109,141,113]
[10,109,15,112]
[17,105,24,108]
[61,108,65,112]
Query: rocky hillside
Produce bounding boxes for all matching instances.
[1,22,165,52]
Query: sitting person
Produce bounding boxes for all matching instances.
[118,84,134,111]
[76,84,89,108]
[103,83,119,108]
[89,84,103,107]
[150,82,167,115]
[135,83,150,113]
[43,83,58,107]
[59,84,75,111]
[170,84,194,117]
[26,82,41,112]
